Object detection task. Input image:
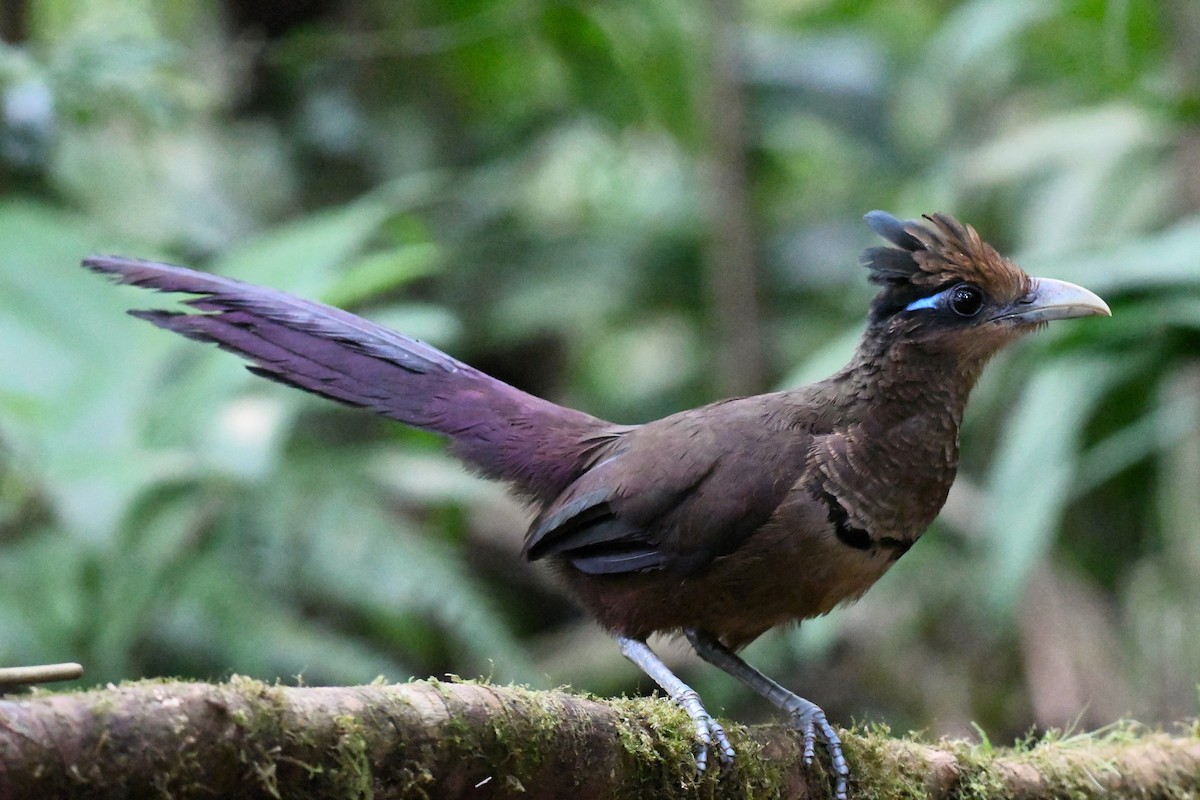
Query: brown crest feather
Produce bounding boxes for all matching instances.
[907,213,1029,298]
[862,211,1030,321]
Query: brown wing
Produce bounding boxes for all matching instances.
[523,396,816,576]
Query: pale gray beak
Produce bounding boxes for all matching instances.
[992,277,1111,324]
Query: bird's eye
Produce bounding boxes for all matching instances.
[949,284,984,317]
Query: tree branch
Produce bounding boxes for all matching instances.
[1,678,1197,799]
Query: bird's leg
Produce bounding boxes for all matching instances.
[617,635,736,772]
[685,628,849,800]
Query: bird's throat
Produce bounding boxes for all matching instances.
[838,334,985,430]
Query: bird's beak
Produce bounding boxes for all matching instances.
[992,277,1111,324]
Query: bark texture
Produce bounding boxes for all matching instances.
[1,678,1198,799]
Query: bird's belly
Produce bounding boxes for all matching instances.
[697,523,899,645]
[559,524,900,649]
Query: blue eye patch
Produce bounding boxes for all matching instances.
[904,291,943,312]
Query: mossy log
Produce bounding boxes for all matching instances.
[1,677,1198,799]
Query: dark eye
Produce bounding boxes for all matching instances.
[949,284,983,317]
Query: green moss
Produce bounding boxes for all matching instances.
[840,723,931,800]
[329,713,372,799]
[608,694,706,792]
[86,687,116,718]
[224,677,290,798]
[483,684,564,772]
[942,721,1200,800]
[448,682,616,791]
[606,694,799,800]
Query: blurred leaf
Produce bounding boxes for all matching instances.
[211,199,393,294]
[963,104,1170,250]
[323,242,442,308]
[983,356,1135,611]
[778,325,861,390]
[249,455,537,682]
[928,0,1055,78]
[1022,216,1200,292]
[373,450,510,506]
[0,531,90,663]
[0,199,173,541]
[155,564,414,684]
[47,29,188,124]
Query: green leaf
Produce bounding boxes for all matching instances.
[156,564,414,685]
[322,242,442,308]
[982,356,1134,611]
[1022,216,1200,292]
[211,199,393,295]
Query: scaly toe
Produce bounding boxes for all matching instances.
[792,706,848,799]
[708,717,736,765]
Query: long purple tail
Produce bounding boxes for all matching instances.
[83,256,620,502]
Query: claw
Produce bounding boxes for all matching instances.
[710,717,736,765]
[675,687,736,774]
[792,704,849,800]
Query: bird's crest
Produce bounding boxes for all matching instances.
[861,211,1030,321]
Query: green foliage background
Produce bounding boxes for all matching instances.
[1,0,1198,745]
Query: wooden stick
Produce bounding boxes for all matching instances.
[0,662,83,686]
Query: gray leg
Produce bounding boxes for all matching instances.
[685,629,849,800]
[617,636,736,772]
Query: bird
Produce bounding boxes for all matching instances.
[84,211,1109,799]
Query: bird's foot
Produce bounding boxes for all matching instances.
[616,636,735,775]
[683,629,850,796]
[788,698,849,800]
[671,685,736,773]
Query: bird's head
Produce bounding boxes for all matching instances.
[860,211,1109,366]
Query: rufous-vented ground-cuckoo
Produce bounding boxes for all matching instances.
[85,212,1110,799]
